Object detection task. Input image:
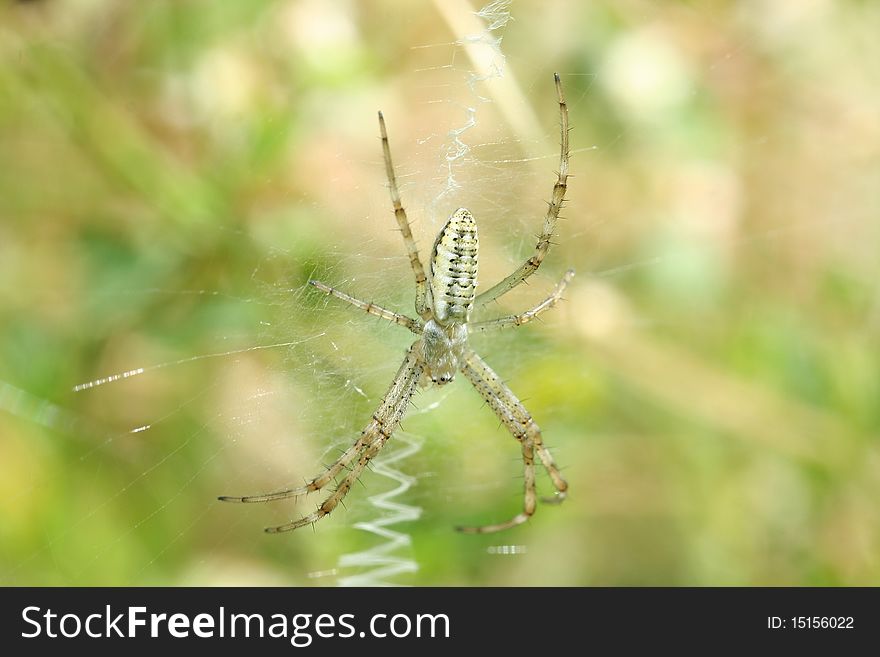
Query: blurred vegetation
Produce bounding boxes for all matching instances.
[1,0,879,586]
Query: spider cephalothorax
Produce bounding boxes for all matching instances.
[221,74,573,534]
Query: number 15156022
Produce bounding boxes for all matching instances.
[768,616,853,630]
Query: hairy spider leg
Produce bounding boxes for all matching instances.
[456,350,568,533]
[219,344,422,511]
[475,73,570,306]
[309,279,423,335]
[265,346,424,533]
[470,269,574,332]
[379,111,432,321]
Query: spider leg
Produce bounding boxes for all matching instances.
[475,74,569,306]
[264,344,423,533]
[469,269,574,333]
[217,425,379,504]
[266,429,395,533]
[456,349,568,534]
[218,344,422,507]
[457,434,538,534]
[309,279,422,335]
[378,111,431,321]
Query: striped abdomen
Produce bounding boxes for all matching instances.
[430,208,478,324]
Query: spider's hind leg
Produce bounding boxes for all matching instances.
[378,111,431,321]
[474,73,569,306]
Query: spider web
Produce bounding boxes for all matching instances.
[333,0,521,587]
[1,0,538,587]
[3,0,877,587]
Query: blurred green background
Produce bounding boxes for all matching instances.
[2,0,879,586]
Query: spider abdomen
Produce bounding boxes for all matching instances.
[431,207,478,324]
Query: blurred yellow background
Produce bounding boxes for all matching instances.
[1,0,878,586]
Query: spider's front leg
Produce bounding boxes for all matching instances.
[456,350,568,534]
[219,344,423,532]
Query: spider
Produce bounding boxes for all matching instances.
[220,74,573,534]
